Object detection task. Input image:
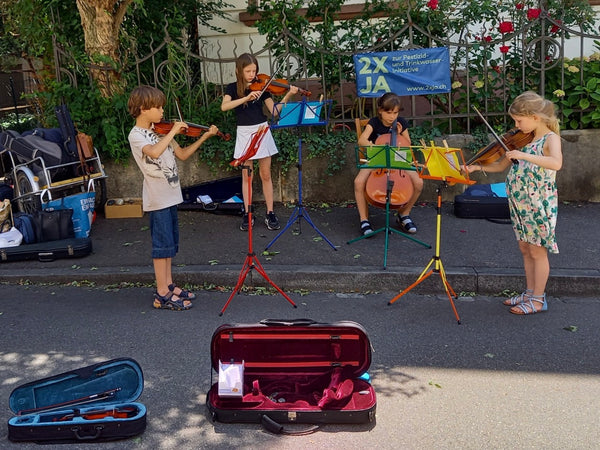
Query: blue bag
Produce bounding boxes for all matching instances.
[13,212,37,244]
[42,183,95,238]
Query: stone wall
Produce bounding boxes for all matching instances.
[105,129,600,204]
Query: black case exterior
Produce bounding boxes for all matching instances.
[206,319,376,425]
[0,237,92,262]
[8,358,146,443]
[454,183,510,219]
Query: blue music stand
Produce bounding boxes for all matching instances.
[265,99,337,251]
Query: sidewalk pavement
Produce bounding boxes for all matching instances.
[2,201,599,297]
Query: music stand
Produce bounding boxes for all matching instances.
[347,144,430,269]
[265,99,337,251]
[220,125,297,316]
[387,142,475,324]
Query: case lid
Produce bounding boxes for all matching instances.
[210,319,372,378]
[9,358,143,416]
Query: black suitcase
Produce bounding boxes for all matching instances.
[8,358,146,443]
[206,319,376,426]
[0,237,92,262]
[454,182,510,219]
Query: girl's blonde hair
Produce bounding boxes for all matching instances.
[127,85,166,118]
[235,53,259,99]
[509,91,560,135]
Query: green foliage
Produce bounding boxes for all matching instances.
[546,46,600,130]
[249,0,597,130]
[271,128,355,177]
[0,113,38,133]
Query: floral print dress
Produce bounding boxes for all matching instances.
[505,133,559,253]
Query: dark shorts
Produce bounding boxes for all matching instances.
[149,205,179,259]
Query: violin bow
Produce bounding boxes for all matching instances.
[17,388,121,416]
[472,106,518,164]
[175,98,185,123]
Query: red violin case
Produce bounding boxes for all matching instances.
[206,319,376,425]
[7,358,146,443]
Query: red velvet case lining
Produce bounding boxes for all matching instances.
[209,322,376,414]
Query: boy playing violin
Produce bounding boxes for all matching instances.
[128,85,219,310]
[354,92,423,236]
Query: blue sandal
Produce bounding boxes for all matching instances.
[360,220,374,237]
[168,283,196,300]
[397,215,417,234]
[153,291,193,311]
[510,293,547,315]
[503,289,532,306]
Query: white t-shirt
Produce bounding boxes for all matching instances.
[128,126,183,211]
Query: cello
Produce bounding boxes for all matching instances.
[364,122,413,209]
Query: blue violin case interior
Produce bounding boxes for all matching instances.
[8,357,146,443]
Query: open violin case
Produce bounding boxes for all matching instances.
[206,319,376,426]
[8,358,146,443]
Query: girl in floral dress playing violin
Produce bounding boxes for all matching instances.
[464,91,562,315]
[221,53,298,232]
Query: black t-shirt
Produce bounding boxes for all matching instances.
[366,116,410,144]
[225,82,272,126]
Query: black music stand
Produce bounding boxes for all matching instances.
[220,126,297,316]
[347,144,430,269]
[265,99,337,251]
[387,143,475,323]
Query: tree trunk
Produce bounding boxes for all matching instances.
[75,0,133,96]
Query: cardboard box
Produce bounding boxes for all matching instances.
[104,198,144,219]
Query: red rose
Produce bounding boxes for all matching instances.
[492,65,501,73]
[427,0,439,10]
[551,20,562,33]
[516,2,524,10]
[500,45,510,53]
[527,8,541,20]
[498,21,514,34]
[484,35,492,42]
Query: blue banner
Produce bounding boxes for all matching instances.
[353,48,451,97]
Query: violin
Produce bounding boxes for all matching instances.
[249,74,311,97]
[465,128,534,166]
[364,132,414,209]
[153,120,231,141]
[468,106,533,166]
[53,406,137,422]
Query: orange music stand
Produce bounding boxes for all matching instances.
[388,142,475,324]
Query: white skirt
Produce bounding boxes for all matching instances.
[234,122,278,160]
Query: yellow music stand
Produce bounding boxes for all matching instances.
[388,142,474,324]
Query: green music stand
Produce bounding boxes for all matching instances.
[347,144,430,269]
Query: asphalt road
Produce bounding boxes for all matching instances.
[1,284,599,449]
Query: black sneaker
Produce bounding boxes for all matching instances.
[265,211,280,230]
[240,213,254,231]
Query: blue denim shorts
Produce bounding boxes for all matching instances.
[149,205,179,259]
